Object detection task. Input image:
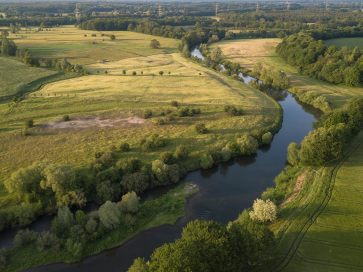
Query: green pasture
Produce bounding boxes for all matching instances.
[0,57,58,98]
[11,25,179,65]
[324,37,363,50]
[212,39,363,109]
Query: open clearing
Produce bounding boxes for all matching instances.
[212,39,362,109]
[324,37,363,50]
[10,25,179,65]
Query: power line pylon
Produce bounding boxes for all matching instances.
[158,5,162,18]
[287,2,290,10]
[216,3,218,17]
[256,3,259,11]
[75,4,80,23]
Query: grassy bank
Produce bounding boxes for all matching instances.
[211,38,363,109]
[3,182,198,272]
[252,130,363,271]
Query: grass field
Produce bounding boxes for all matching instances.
[211,39,362,109]
[324,37,363,50]
[0,31,279,212]
[0,57,58,97]
[9,25,179,65]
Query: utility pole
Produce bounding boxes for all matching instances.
[158,5,162,18]
[216,3,218,17]
[75,4,80,23]
[256,3,259,11]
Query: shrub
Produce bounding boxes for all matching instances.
[0,248,7,270]
[194,122,207,134]
[36,231,59,252]
[110,35,115,40]
[96,180,121,203]
[128,258,149,272]
[123,214,136,228]
[138,138,146,147]
[160,152,175,164]
[206,148,221,164]
[249,198,277,222]
[142,141,154,153]
[165,108,173,114]
[75,210,86,226]
[220,147,231,162]
[25,119,34,128]
[85,218,98,234]
[154,136,165,147]
[237,135,259,155]
[109,145,116,153]
[117,191,140,213]
[226,141,239,154]
[151,160,180,186]
[116,157,142,175]
[119,142,130,152]
[62,115,70,121]
[192,108,201,114]
[88,159,104,173]
[13,229,38,247]
[96,168,121,183]
[147,134,159,142]
[200,154,214,169]
[287,142,300,165]
[98,201,121,229]
[165,114,174,121]
[122,70,126,75]
[178,107,190,117]
[56,206,75,230]
[142,111,150,119]
[262,132,273,145]
[159,71,164,76]
[157,118,165,125]
[100,152,115,163]
[132,71,137,76]
[175,145,188,160]
[120,172,149,194]
[23,129,30,136]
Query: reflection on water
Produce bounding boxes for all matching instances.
[23,47,323,272]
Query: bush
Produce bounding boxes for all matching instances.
[171,101,178,107]
[123,214,136,228]
[23,129,30,136]
[98,201,121,229]
[206,148,221,164]
[116,157,142,175]
[0,248,7,270]
[160,152,175,164]
[262,132,273,145]
[192,108,201,114]
[165,114,174,121]
[25,119,34,128]
[142,141,154,153]
[109,145,117,153]
[237,135,259,155]
[100,152,115,163]
[117,191,140,213]
[96,180,120,203]
[36,231,59,252]
[128,258,149,272]
[120,172,149,194]
[178,107,190,117]
[194,122,206,134]
[13,229,38,247]
[157,118,165,125]
[154,136,165,147]
[119,142,130,152]
[85,218,98,234]
[151,160,180,186]
[287,142,300,165]
[159,71,164,76]
[249,198,277,222]
[62,115,70,121]
[96,168,121,183]
[175,145,188,160]
[138,138,146,147]
[226,141,239,154]
[142,111,150,119]
[220,147,231,162]
[132,71,137,76]
[147,134,159,142]
[165,108,172,114]
[200,154,214,169]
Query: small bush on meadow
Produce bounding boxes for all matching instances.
[194,122,207,134]
[138,138,146,147]
[142,142,154,153]
[262,132,273,145]
[100,152,115,163]
[249,198,277,222]
[175,145,188,160]
[157,118,165,125]
[62,115,70,121]
[154,136,165,147]
[25,119,34,128]
[200,154,214,169]
[165,114,174,121]
[109,145,117,153]
[160,152,175,164]
[171,101,178,107]
[119,142,130,152]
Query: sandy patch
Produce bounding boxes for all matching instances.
[279,170,308,209]
[41,116,146,129]
[174,183,198,196]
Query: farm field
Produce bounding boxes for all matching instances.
[258,130,363,272]
[324,37,363,50]
[211,39,362,109]
[0,33,279,211]
[5,25,179,65]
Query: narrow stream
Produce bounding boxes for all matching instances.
[16,47,323,272]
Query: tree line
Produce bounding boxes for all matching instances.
[276,32,363,87]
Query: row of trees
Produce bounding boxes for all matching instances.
[276,32,363,87]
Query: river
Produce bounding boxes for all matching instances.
[15,47,322,272]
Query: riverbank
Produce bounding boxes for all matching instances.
[2,182,198,272]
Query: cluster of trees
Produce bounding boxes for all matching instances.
[289,87,331,112]
[287,98,363,167]
[251,62,290,89]
[276,33,363,87]
[44,58,89,74]
[128,207,276,271]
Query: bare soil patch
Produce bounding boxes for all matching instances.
[279,170,308,209]
[41,116,146,130]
